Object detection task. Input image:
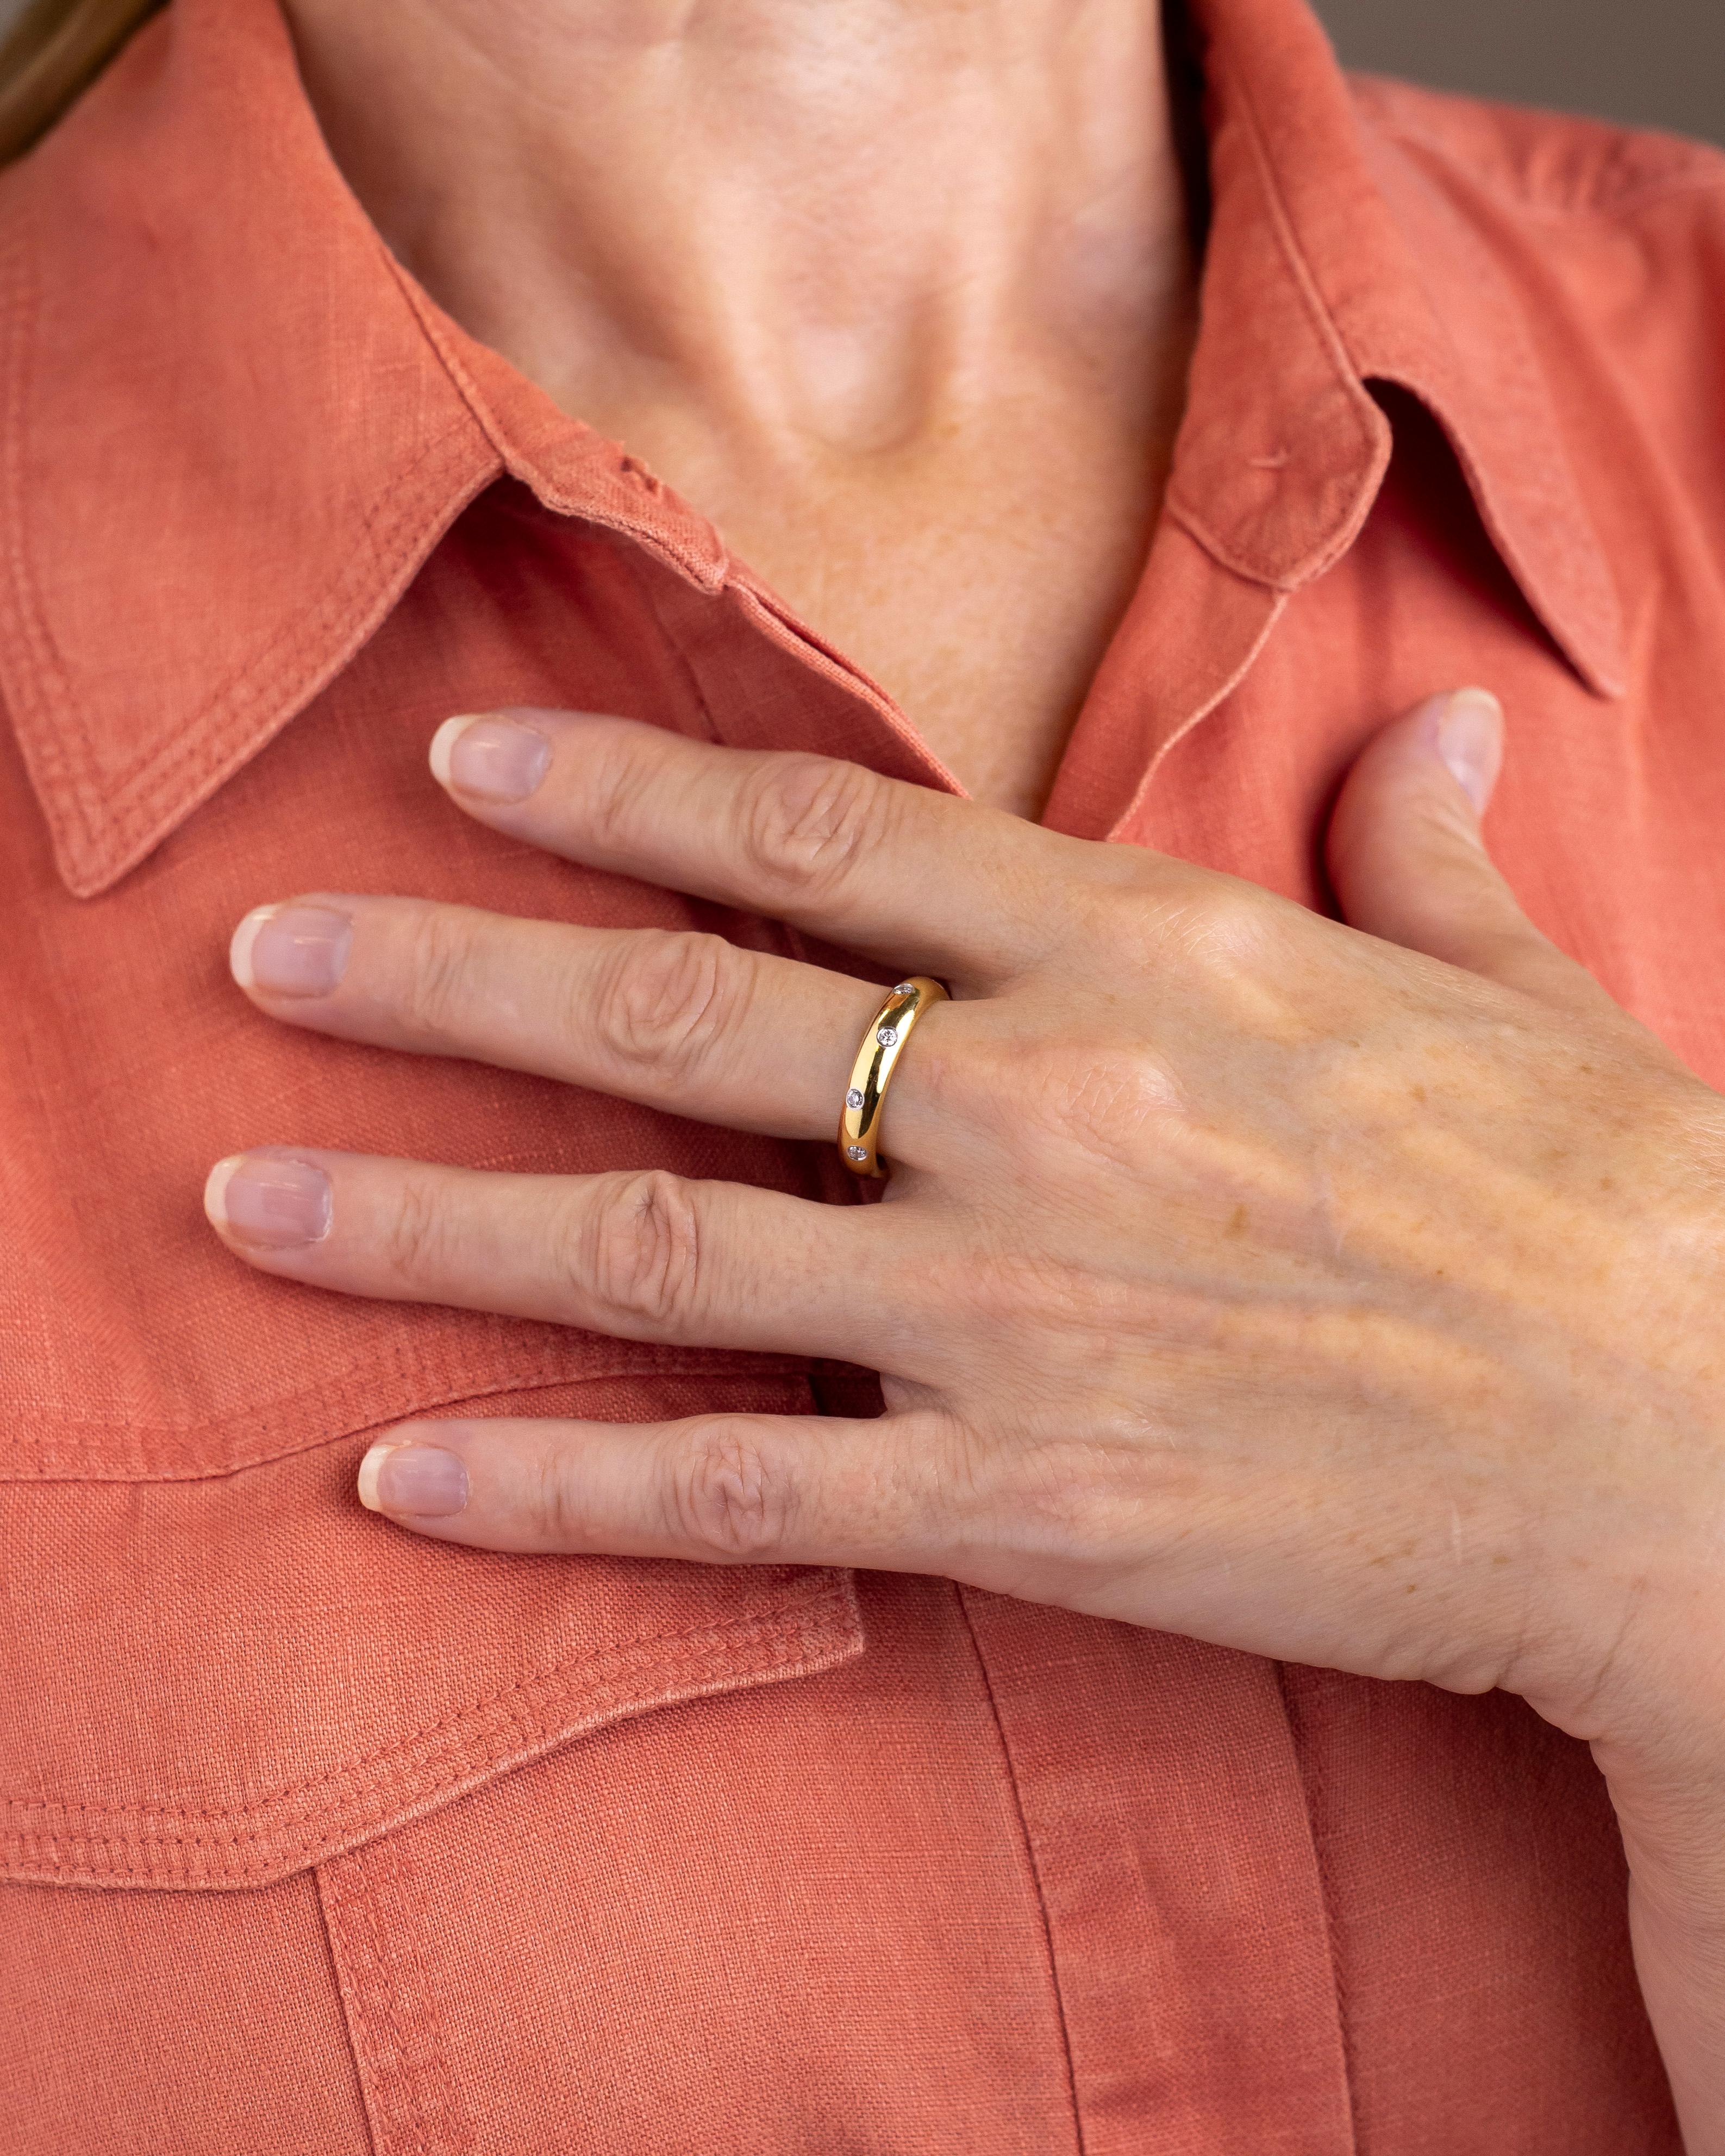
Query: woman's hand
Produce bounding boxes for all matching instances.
[206,688,1725,2136]
[205,693,1725,1770]
[205,692,1725,1758]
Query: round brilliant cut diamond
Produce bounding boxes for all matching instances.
[845,1087,865,1110]
[877,1025,898,1046]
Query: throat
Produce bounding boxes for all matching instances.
[284,0,1199,813]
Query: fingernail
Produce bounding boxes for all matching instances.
[430,714,551,803]
[358,1440,470,1516]
[1432,688,1503,814]
[232,905,353,997]
[204,1154,332,1249]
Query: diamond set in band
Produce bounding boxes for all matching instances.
[839,974,948,1178]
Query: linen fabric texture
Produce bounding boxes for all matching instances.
[3,0,1721,2145]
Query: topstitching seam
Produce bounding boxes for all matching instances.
[2,1346,815,1463]
[1164,64,1389,591]
[954,1587,1088,2156]
[319,1832,473,2156]
[1271,1665,1362,2156]
[2,1574,852,1838]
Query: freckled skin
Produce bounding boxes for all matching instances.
[215,694,1725,2142]
[220,703,1725,1766]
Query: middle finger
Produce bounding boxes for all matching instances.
[230,892,948,1149]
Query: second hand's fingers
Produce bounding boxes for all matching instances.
[230,894,930,1146]
[428,706,1132,986]
[1328,689,1633,1029]
[203,1148,892,1362]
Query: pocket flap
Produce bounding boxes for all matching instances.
[2,1370,862,1889]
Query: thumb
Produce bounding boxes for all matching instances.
[1327,688,1619,1023]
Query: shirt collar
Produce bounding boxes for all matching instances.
[0,0,1624,897]
[1171,0,1624,694]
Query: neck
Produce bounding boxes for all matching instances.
[284,0,1194,465]
[282,0,1199,821]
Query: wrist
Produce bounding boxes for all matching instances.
[1584,1611,1725,1922]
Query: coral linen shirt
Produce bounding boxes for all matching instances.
[5,0,1724,2145]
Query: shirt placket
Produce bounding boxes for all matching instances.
[551,479,1360,2148]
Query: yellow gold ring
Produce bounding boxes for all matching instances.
[838,975,948,1179]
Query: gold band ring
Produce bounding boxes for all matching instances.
[838,975,948,1179]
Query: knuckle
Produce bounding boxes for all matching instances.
[526,1446,590,1546]
[664,1419,797,1559]
[949,1017,1180,1173]
[582,735,662,857]
[399,907,483,1041]
[1119,878,1313,1043]
[382,1173,453,1285]
[1149,879,1269,972]
[1058,858,1164,955]
[576,1169,706,1334]
[736,754,885,902]
[1066,866,1268,982]
[595,930,745,1085]
[1021,1042,1179,1169]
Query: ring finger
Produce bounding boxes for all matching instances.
[231,892,950,1151]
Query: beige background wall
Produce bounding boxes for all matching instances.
[3,1,1714,154]
[1311,0,1724,146]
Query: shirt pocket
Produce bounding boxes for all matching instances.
[0,1365,862,1891]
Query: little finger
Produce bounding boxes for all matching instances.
[353,1406,959,1569]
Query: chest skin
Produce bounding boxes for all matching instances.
[680,421,1172,820]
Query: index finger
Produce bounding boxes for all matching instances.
[428,707,1113,985]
